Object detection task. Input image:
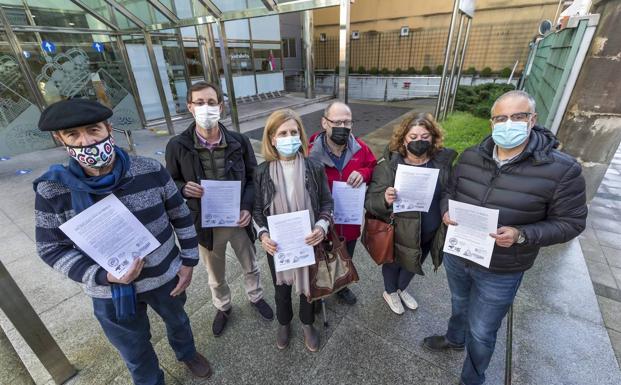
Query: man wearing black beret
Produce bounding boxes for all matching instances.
[33,98,212,385]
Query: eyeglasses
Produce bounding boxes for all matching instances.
[190,101,220,107]
[491,112,532,124]
[323,116,354,128]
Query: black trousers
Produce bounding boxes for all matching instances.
[382,240,432,293]
[267,253,315,326]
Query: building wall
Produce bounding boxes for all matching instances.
[312,0,560,72]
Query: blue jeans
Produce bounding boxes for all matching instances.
[443,253,524,385]
[92,277,196,385]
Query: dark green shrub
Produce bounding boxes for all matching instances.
[394,67,403,75]
[453,83,515,118]
[380,67,390,75]
[420,66,432,75]
[480,67,493,77]
[499,67,512,78]
[357,66,366,74]
[435,65,444,75]
[407,66,417,74]
[464,67,477,75]
[369,67,379,75]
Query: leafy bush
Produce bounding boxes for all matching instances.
[435,65,444,75]
[407,66,417,74]
[464,67,477,75]
[420,66,432,75]
[357,66,366,74]
[480,67,493,77]
[394,67,403,75]
[442,112,491,155]
[369,67,379,75]
[453,83,515,119]
[499,67,512,78]
[380,67,390,75]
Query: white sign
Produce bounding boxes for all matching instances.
[459,0,475,17]
[200,180,241,228]
[332,181,366,225]
[267,210,316,272]
[59,195,161,279]
[393,164,440,213]
[443,200,499,268]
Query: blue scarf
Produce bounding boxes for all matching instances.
[34,147,138,321]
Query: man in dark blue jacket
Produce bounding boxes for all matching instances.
[423,91,587,385]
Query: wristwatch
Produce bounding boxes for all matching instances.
[516,229,526,244]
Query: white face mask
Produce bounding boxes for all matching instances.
[194,104,220,129]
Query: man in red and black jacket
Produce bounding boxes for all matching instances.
[309,101,377,305]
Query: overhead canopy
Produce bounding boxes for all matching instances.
[0,0,342,32]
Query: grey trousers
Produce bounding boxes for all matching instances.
[199,226,263,311]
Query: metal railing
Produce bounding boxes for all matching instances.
[112,127,136,155]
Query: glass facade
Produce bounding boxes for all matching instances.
[0,0,287,156]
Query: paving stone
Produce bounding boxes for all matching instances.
[597,296,621,333]
[603,246,621,269]
[595,229,621,250]
[606,328,621,369]
[590,215,621,234]
[586,260,618,289]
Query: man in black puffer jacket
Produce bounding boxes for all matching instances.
[423,90,587,385]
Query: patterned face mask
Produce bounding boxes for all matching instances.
[66,135,115,169]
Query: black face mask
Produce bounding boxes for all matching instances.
[329,126,351,146]
[406,140,432,156]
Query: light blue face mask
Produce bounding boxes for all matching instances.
[275,135,302,157]
[492,120,530,149]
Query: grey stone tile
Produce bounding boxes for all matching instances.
[579,238,607,264]
[595,229,621,250]
[586,260,618,289]
[603,246,621,269]
[108,367,182,385]
[306,317,458,385]
[4,293,126,385]
[579,225,599,243]
[612,267,621,290]
[591,216,621,234]
[593,282,621,302]
[2,255,82,320]
[518,241,603,325]
[588,205,620,222]
[606,328,621,369]
[0,231,37,265]
[511,301,621,385]
[597,296,621,333]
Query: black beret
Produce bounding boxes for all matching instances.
[38,98,113,132]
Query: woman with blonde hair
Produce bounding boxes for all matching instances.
[253,109,333,351]
[365,112,457,315]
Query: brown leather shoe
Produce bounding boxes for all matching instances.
[183,353,212,378]
[301,324,320,352]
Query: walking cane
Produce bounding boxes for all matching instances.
[504,304,514,385]
[321,299,329,327]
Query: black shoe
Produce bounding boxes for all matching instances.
[252,298,274,320]
[336,287,357,305]
[422,335,465,352]
[212,309,231,337]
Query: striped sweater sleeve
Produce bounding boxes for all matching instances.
[35,182,109,287]
[157,164,199,266]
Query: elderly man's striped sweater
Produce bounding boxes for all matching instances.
[35,156,199,298]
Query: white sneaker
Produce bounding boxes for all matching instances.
[383,291,405,315]
[398,289,418,310]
